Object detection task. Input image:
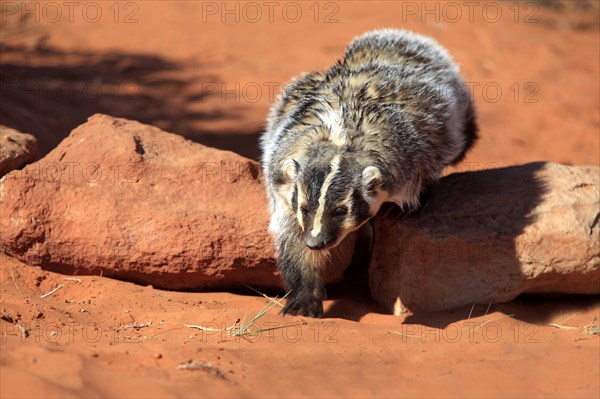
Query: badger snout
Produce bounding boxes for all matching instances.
[305,233,336,250]
[305,237,326,250]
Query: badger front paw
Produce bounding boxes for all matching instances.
[281,294,323,318]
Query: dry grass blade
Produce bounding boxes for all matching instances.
[230,291,291,337]
[389,331,420,339]
[467,304,475,320]
[582,319,600,335]
[464,313,516,332]
[183,292,291,340]
[246,285,284,308]
[548,312,582,331]
[548,323,579,330]
[185,320,240,332]
[556,312,580,325]
[584,325,600,335]
[484,303,492,316]
[243,322,304,336]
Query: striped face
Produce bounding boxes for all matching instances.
[282,154,386,250]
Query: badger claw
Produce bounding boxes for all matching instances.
[280,295,323,318]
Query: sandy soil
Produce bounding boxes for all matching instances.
[1,254,599,398]
[1,1,599,398]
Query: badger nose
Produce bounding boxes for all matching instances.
[306,237,326,250]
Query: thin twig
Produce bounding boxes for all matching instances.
[40,284,64,298]
[177,360,226,379]
[124,321,152,329]
[63,277,82,282]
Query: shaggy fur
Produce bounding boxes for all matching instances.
[261,29,478,317]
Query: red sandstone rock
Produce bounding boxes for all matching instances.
[369,162,600,314]
[0,114,281,290]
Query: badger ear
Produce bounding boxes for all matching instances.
[361,166,382,194]
[282,159,299,183]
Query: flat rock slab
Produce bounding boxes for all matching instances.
[370,162,600,314]
[0,114,281,290]
[0,125,38,177]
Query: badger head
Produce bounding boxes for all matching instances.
[275,150,389,250]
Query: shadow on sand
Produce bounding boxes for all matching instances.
[0,44,264,160]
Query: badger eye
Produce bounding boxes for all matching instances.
[333,206,348,217]
[300,206,309,217]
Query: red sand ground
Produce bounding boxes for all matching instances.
[2,254,599,398]
[1,1,599,398]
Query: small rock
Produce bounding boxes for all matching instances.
[0,125,38,177]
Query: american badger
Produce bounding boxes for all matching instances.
[260,29,478,317]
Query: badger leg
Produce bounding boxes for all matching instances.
[277,234,326,318]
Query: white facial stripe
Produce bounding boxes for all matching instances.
[341,189,354,229]
[318,109,345,146]
[311,155,341,238]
